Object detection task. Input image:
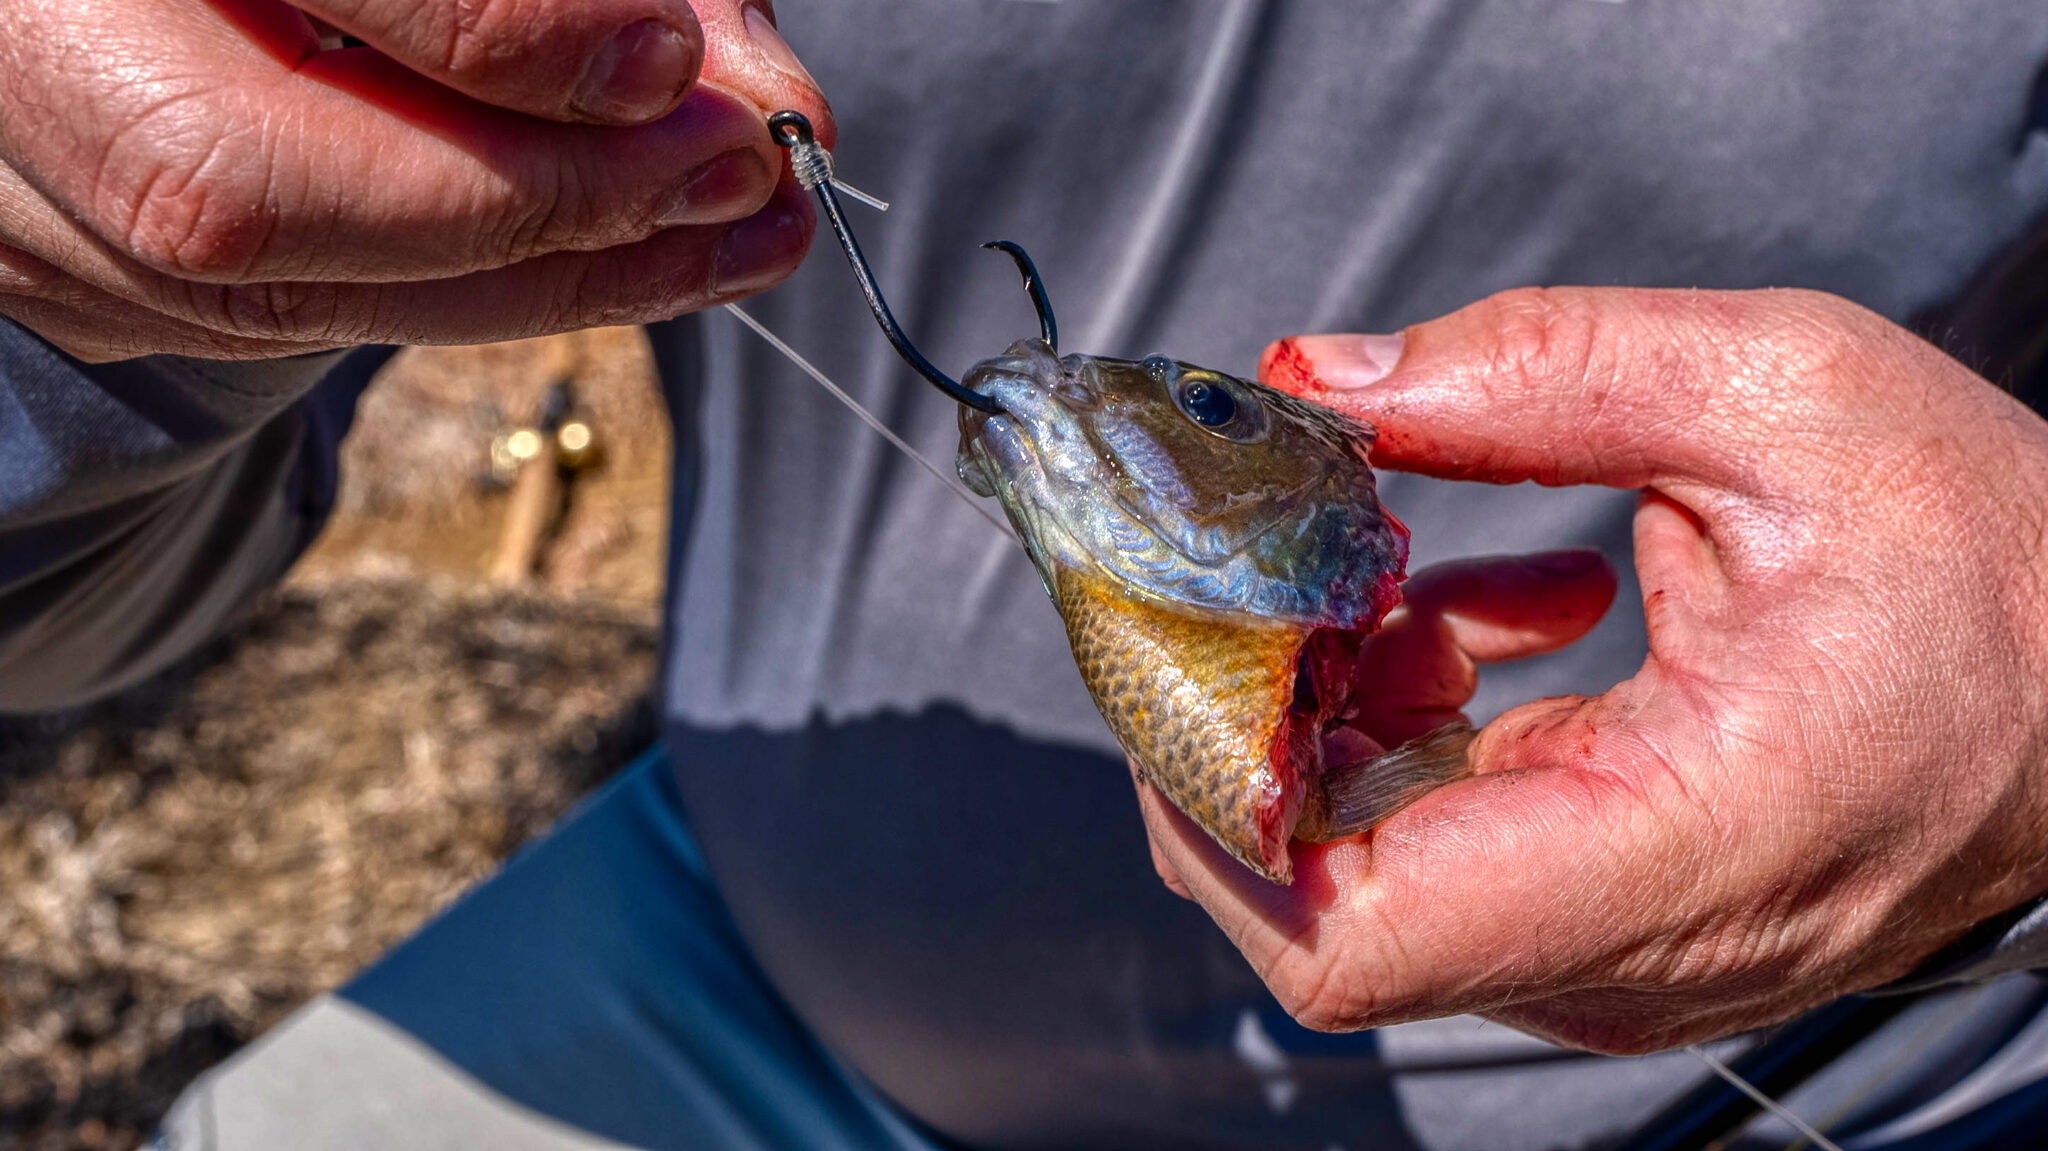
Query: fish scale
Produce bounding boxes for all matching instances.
[1054,563,1311,881]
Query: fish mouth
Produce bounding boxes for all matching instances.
[956,403,1035,502]
[957,401,1004,449]
[955,345,1057,486]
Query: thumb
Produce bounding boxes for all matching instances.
[1260,287,1823,497]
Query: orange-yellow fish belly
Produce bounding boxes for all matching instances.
[1055,566,1316,883]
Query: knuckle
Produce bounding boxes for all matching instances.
[99,97,279,280]
[436,0,524,79]
[1744,289,1860,370]
[1718,288,1909,412]
[125,181,277,280]
[1283,996,1354,1034]
[486,163,608,268]
[1610,911,1809,1017]
[1505,999,1683,1057]
[0,243,67,295]
[528,162,599,255]
[1479,286,1603,391]
[557,242,718,329]
[549,257,614,330]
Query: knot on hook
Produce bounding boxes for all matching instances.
[769,111,835,191]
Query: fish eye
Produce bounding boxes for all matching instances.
[1177,379,1236,426]
[1143,355,1173,381]
[1168,370,1269,442]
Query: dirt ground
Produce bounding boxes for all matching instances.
[0,329,670,1150]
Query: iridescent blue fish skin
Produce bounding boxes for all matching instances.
[956,340,1407,630]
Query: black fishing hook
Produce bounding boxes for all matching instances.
[980,240,1057,352]
[768,110,1005,415]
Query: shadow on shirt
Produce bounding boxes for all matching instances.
[670,705,1452,1151]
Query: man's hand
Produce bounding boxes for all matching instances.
[1141,287,2048,1054]
[0,0,830,359]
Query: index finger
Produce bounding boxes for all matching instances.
[1,0,833,283]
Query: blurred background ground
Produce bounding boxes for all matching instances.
[0,327,671,1150]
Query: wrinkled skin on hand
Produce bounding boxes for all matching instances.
[0,0,832,359]
[1139,287,2048,1055]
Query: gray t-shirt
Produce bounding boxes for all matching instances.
[652,2,2048,1148]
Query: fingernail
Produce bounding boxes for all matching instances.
[1291,333,1406,390]
[660,149,772,226]
[744,4,818,88]
[714,196,808,296]
[575,19,699,124]
[1525,550,1603,578]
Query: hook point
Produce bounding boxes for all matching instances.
[982,240,1059,351]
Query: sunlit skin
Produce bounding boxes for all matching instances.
[1139,287,2048,1054]
[0,0,832,359]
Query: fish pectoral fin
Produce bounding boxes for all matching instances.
[1297,721,1476,842]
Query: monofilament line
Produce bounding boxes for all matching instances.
[782,132,891,211]
[1686,1044,1845,1151]
[830,179,890,212]
[723,304,1013,536]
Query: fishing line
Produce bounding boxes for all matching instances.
[723,304,1013,536]
[1687,1044,1846,1151]
[1779,998,1967,1151]
[830,179,890,212]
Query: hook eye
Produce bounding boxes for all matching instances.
[768,110,814,148]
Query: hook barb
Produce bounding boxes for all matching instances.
[980,241,1058,352]
[768,111,1002,415]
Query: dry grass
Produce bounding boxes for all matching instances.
[0,330,669,1150]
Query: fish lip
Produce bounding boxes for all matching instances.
[959,403,997,443]
[962,339,1100,416]
[964,408,1031,474]
[957,343,1097,488]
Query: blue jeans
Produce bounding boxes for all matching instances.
[160,748,945,1151]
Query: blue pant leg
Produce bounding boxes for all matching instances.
[339,748,941,1151]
